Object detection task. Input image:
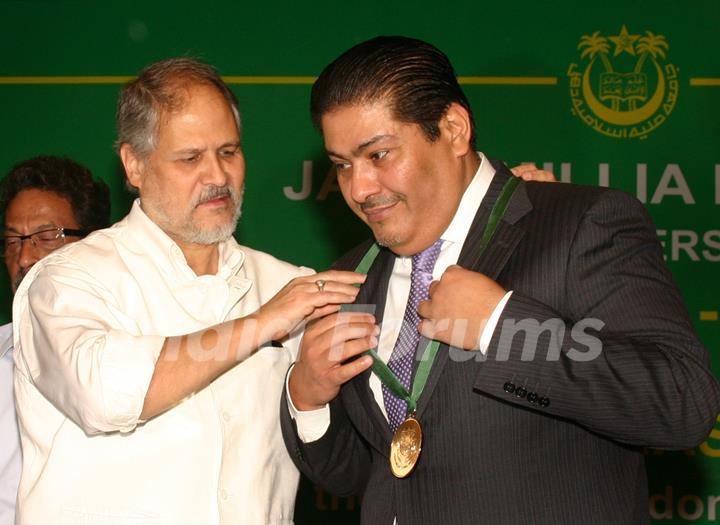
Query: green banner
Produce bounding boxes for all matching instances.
[1,1,718,522]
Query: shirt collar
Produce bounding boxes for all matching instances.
[439,152,495,244]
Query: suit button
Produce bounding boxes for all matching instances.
[503,381,516,393]
[539,397,550,407]
[515,387,527,399]
[527,392,538,403]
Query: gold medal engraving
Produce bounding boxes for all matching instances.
[389,416,423,478]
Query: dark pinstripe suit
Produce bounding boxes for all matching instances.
[281,161,720,524]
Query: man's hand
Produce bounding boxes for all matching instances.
[511,164,557,182]
[289,312,377,411]
[253,270,366,343]
[417,266,506,350]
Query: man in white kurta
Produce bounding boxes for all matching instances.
[12,57,363,525]
[14,201,311,524]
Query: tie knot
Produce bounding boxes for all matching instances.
[411,239,443,274]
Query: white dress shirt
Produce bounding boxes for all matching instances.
[291,153,512,440]
[0,323,20,525]
[13,200,312,525]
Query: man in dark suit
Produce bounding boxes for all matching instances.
[282,36,720,524]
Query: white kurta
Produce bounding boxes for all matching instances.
[13,200,311,525]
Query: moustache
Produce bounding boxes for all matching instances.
[360,194,402,213]
[193,185,237,208]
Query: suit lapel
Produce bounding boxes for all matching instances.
[463,164,532,277]
[414,162,532,420]
[347,246,396,448]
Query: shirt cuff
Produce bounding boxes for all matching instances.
[101,331,166,432]
[285,363,331,443]
[478,290,513,354]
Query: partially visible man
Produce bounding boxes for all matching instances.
[0,155,110,525]
[283,36,720,524]
[13,58,363,524]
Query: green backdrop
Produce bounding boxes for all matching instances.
[1,0,718,522]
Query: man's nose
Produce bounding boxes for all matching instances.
[201,154,229,186]
[17,238,43,273]
[350,166,382,204]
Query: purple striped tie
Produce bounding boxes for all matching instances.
[383,239,443,431]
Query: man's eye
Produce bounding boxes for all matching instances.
[4,238,20,247]
[36,231,60,242]
[371,150,388,161]
[220,148,238,158]
[334,161,351,171]
[182,155,200,163]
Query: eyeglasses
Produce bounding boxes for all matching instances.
[1,227,89,258]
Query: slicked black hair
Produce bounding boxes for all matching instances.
[311,36,476,145]
[0,156,111,232]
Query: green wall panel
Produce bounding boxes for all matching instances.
[1,1,718,522]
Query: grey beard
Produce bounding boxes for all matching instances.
[182,204,242,244]
[146,184,244,246]
[179,185,243,245]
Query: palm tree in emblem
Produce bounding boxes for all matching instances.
[635,31,668,71]
[579,31,613,70]
[578,32,619,110]
[628,31,669,110]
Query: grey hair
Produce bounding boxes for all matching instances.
[115,57,241,158]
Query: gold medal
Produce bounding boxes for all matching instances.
[389,415,423,478]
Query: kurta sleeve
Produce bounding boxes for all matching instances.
[15,259,165,434]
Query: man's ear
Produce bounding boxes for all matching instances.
[119,143,145,191]
[441,102,472,157]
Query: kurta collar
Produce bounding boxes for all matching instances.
[123,199,246,283]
